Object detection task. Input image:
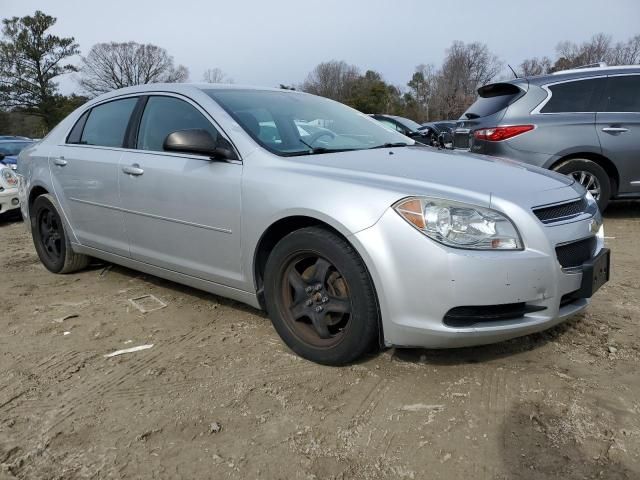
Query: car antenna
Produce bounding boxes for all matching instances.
[507,64,519,79]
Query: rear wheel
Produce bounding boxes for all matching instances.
[31,194,89,273]
[553,158,611,211]
[263,227,379,365]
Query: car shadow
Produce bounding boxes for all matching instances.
[92,262,266,318]
[390,314,584,366]
[500,400,638,479]
[604,200,640,219]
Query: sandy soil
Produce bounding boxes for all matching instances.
[0,203,639,479]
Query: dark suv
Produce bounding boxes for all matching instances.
[453,65,640,210]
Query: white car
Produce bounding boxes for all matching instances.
[0,166,20,218]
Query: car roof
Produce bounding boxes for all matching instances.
[88,83,304,104]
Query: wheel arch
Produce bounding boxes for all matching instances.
[549,152,620,196]
[28,185,50,214]
[252,215,384,347]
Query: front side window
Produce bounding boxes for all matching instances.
[80,97,138,147]
[137,96,219,152]
[540,78,605,113]
[604,75,640,112]
[206,89,411,156]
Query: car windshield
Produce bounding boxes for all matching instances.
[0,141,31,156]
[205,89,412,156]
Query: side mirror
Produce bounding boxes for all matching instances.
[163,129,237,161]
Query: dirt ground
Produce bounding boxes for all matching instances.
[0,203,639,480]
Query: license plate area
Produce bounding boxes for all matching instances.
[576,248,610,298]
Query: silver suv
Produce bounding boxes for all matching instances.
[453,65,640,210]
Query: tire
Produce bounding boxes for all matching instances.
[263,226,379,365]
[30,194,90,274]
[552,158,611,211]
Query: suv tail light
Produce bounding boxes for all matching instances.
[473,125,534,141]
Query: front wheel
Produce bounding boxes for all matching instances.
[552,159,611,211]
[263,227,380,365]
[30,194,90,273]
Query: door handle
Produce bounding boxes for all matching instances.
[122,164,144,176]
[53,157,67,166]
[602,127,629,133]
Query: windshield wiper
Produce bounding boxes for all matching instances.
[368,142,410,149]
[296,138,355,155]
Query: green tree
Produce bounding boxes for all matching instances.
[0,11,79,129]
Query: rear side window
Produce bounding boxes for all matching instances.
[604,75,640,112]
[463,83,522,119]
[136,96,219,152]
[540,78,605,113]
[80,98,138,147]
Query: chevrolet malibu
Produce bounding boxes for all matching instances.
[17,84,610,365]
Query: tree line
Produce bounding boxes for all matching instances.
[1,10,638,137]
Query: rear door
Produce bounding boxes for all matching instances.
[596,74,640,195]
[118,94,243,288]
[49,97,139,256]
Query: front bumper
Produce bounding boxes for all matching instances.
[0,187,20,215]
[352,206,605,348]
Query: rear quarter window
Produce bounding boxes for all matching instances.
[540,78,605,113]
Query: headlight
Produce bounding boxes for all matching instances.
[394,197,523,250]
[1,167,18,187]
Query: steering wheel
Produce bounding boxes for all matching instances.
[303,129,336,146]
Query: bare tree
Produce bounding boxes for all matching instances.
[300,60,360,103]
[407,64,437,120]
[431,41,502,119]
[202,67,233,84]
[519,56,553,77]
[79,42,188,95]
[609,35,640,65]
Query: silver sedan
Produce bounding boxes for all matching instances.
[17,84,610,364]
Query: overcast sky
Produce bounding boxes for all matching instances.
[1,0,639,94]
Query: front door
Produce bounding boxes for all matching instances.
[596,74,640,195]
[118,95,243,288]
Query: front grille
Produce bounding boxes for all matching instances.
[453,131,470,149]
[443,303,547,327]
[533,197,588,224]
[555,236,596,269]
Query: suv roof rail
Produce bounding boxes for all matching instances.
[551,62,607,75]
[551,63,640,75]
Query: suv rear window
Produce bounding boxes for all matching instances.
[604,75,640,112]
[540,78,605,113]
[462,83,522,119]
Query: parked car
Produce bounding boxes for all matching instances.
[420,121,456,133]
[418,121,457,147]
[18,84,609,364]
[452,65,640,210]
[370,114,431,145]
[0,139,34,170]
[0,165,20,218]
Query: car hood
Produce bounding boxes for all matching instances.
[293,146,579,208]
